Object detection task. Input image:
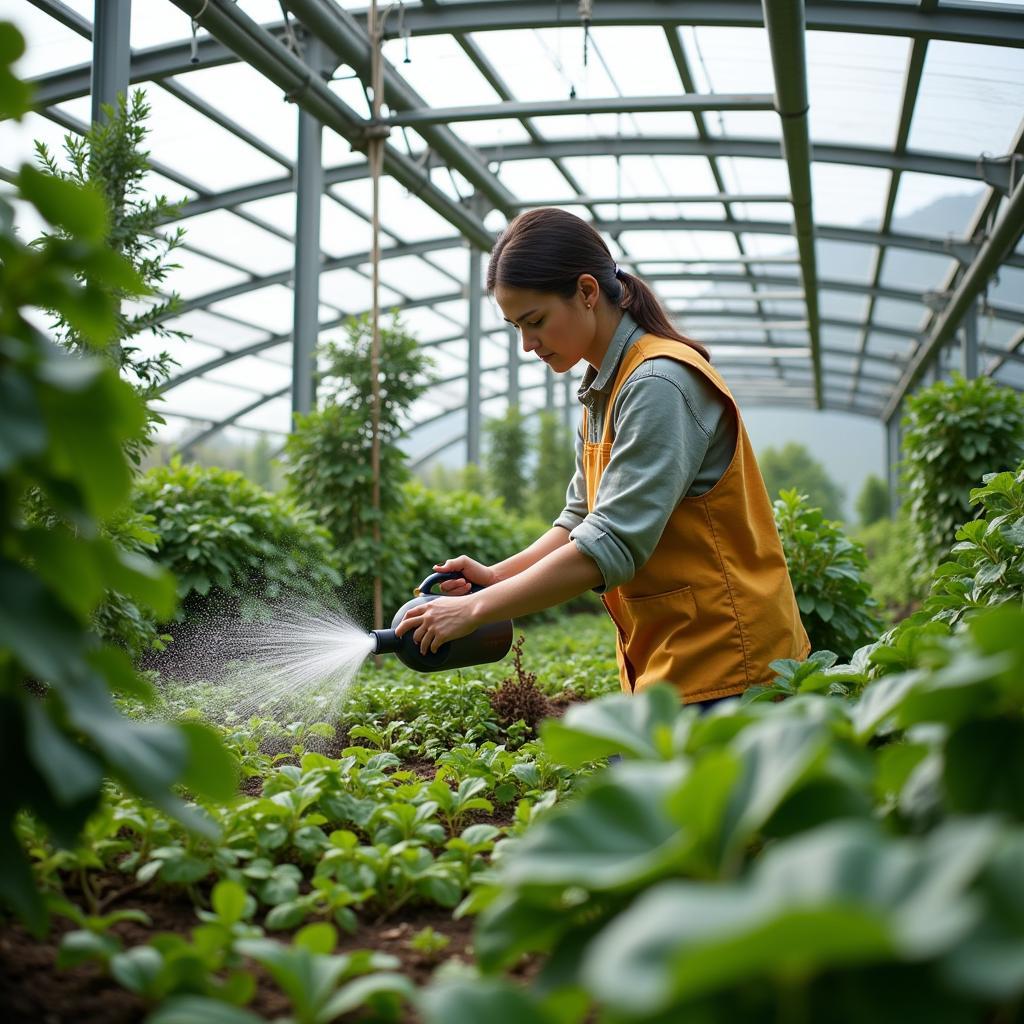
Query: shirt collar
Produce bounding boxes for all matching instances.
[578,311,642,398]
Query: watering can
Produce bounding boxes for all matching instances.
[369,571,513,672]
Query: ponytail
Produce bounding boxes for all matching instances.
[488,207,710,362]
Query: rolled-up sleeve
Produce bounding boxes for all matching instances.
[569,368,720,593]
[552,423,588,533]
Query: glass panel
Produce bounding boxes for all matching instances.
[381,32,502,109]
[318,267,402,313]
[163,310,270,351]
[163,248,250,301]
[741,232,799,259]
[176,209,295,275]
[377,256,459,301]
[811,164,891,230]
[332,177,461,242]
[319,196,373,258]
[878,249,957,292]
[143,85,285,191]
[6,4,92,79]
[816,240,878,284]
[805,31,910,147]
[821,326,863,353]
[893,173,985,236]
[680,28,775,93]
[204,355,291,393]
[451,119,532,146]
[820,290,869,324]
[162,377,260,419]
[989,267,1024,312]
[238,194,296,236]
[396,307,459,343]
[618,229,741,261]
[0,111,76,175]
[873,297,927,331]
[867,331,916,359]
[497,159,579,201]
[236,395,290,435]
[173,63,298,163]
[209,284,296,335]
[909,40,1024,157]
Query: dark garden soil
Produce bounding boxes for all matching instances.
[0,885,538,1024]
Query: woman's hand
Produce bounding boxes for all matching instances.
[394,593,481,655]
[431,556,498,596]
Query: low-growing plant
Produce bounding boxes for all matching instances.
[774,488,883,657]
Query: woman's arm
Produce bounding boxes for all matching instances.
[490,525,573,582]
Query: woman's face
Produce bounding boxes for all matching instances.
[493,280,597,374]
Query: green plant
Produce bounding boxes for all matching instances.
[854,512,920,619]
[856,473,889,527]
[34,89,187,462]
[773,489,882,657]
[0,29,233,932]
[485,406,529,514]
[759,441,846,521]
[533,411,574,523]
[135,458,342,629]
[284,313,434,624]
[408,925,451,956]
[902,372,1024,581]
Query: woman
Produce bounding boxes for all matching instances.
[395,208,809,705]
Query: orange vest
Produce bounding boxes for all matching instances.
[583,335,810,702]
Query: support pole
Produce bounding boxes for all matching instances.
[562,373,573,429]
[91,0,131,125]
[886,409,901,519]
[962,299,979,379]
[291,34,330,419]
[467,245,482,464]
[507,326,519,409]
[545,366,555,411]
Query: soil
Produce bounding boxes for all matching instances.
[0,884,535,1024]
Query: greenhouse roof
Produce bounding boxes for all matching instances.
[6,0,1024,465]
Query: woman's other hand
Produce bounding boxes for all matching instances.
[432,556,498,595]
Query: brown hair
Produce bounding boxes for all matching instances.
[486,207,710,361]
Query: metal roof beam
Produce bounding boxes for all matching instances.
[168,0,494,249]
[883,174,1024,421]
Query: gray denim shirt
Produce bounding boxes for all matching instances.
[553,312,738,593]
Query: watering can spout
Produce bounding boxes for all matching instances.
[369,627,400,655]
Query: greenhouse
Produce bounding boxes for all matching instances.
[2,0,1024,1021]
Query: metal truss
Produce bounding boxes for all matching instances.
[20,0,1024,461]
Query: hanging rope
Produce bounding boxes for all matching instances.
[368,0,386,637]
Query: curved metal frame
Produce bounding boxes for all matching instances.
[20,0,1024,466]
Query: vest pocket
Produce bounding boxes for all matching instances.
[618,585,698,686]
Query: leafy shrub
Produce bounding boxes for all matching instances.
[285,314,434,624]
[485,407,529,515]
[773,488,882,657]
[855,472,889,527]
[135,458,342,627]
[533,410,574,523]
[854,512,920,620]
[0,29,232,931]
[902,372,1024,580]
[424,605,1024,1024]
[759,440,845,521]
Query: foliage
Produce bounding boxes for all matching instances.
[856,472,889,527]
[855,512,920,619]
[533,410,574,523]
[33,88,188,462]
[901,372,1024,581]
[391,480,545,617]
[0,29,232,932]
[773,489,882,657]
[424,605,1024,1024]
[758,440,846,521]
[485,406,529,515]
[135,458,342,628]
[285,313,434,623]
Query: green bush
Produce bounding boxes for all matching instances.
[773,489,882,657]
[485,407,529,515]
[423,604,1024,1024]
[285,314,434,625]
[854,513,920,620]
[533,411,574,523]
[759,440,845,521]
[855,473,889,527]
[0,28,232,932]
[901,372,1024,581]
[135,458,342,626]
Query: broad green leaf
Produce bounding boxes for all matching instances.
[147,996,264,1024]
[211,880,247,927]
[17,165,108,240]
[23,699,103,805]
[420,977,560,1024]
[943,717,1024,816]
[179,722,238,802]
[294,921,337,955]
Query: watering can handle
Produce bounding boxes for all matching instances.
[416,571,484,596]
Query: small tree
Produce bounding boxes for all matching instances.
[856,474,889,527]
[485,406,529,514]
[284,313,435,624]
[901,373,1024,580]
[758,441,846,521]
[33,89,188,462]
[534,411,575,523]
